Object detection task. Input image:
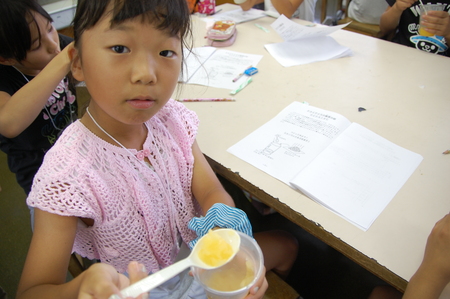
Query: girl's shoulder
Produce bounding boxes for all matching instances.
[43,121,95,165]
[156,99,199,127]
[149,99,199,146]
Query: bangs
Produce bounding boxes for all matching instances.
[73,0,191,43]
[110,0,190,37]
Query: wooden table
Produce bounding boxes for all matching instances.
[175,4,450,296]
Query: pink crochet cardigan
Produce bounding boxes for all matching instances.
[27,100,202,273]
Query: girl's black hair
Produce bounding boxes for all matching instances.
[0,0,53,61]
[72,0,192,47]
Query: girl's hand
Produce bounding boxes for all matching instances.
[244,267,268,299]
[56,41,75,73]
[421,214,450,282]
[394,0,416,11]
[421,11,450,37]
[78,261,148,299]
[239,0,259,11]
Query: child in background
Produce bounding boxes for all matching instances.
[347,0,388,25]
[379,0,450,56]
[236,0,317,22]
[0,0,77,196]
[16,0,298,298]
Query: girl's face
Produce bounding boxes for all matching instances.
[72,13,182,129]
[16,11,60,76]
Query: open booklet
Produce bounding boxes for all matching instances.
[227,102,423,230]
[180,47,263,90]
[264,15,353,67]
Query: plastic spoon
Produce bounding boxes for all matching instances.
[109,229,241,299]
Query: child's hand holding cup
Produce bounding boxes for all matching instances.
[419,4,447,36]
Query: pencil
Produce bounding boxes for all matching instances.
[176,98,235,102]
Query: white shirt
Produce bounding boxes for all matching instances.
[347,0,388,25]
[264,0,317,22]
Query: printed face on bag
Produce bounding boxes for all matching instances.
[72,12,182,126]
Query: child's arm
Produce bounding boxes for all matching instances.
[16,208,83,299]
[190,140,269,299]
[0,42,73,138]
[379,0,415,39]
[403,213,450,299]
[17,209,148,299]
[191,140,235,213]
[271,0,304,18]
[238,0,264,11]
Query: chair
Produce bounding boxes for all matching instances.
[68,253,85,278]
[321,0,343,24]
[336,0,382,37]
[264,270,301,299]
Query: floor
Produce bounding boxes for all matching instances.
[0,151,32,298]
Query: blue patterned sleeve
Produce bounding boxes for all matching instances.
[187,203,253,249]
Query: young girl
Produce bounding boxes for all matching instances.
[16,0,298,298]
[0,0,77,196]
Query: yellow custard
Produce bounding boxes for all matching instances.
[203,256,255,292]
[419,26,434,37]
[198,230,234,267]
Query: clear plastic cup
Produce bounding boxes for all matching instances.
[192,231,264,299]
[419,4,447,36]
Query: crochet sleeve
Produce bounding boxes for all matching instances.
[27,129,101,222]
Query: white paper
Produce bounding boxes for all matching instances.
[271,15,348,41]
[228,102,423,230]
[264,15,353,67]
[265,37,352,67]
[182,47,263,90]
[228,102,352,184]
[290,123,423,230]
[180,47,217,83]
[208,8,266,24]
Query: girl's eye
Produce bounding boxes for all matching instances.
[160,50,175,58]
[47,23,54,33]
[111,45,130,54]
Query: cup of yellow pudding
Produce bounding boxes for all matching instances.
[192,230,264,299]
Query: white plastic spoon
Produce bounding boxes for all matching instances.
[109,229,241,299]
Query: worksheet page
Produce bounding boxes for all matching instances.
[185,48,263,90]
[227,102,351,184]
